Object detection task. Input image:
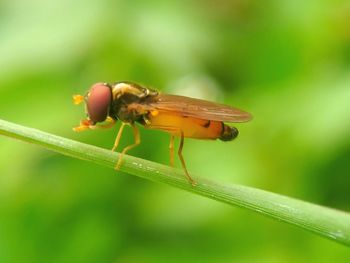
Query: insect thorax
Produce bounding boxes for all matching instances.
[108,82,158,123]
[108,93,139,123]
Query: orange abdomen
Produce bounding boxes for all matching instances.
[145,111,224,140]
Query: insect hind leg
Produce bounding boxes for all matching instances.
[144,124,196,185]
[178,131,196,186]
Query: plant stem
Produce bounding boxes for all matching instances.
[1,119,350,246]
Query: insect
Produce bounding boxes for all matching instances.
[73,81,252,185]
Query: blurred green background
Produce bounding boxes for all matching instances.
[1,0,350,262]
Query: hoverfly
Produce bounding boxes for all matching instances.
[73,82,252,185]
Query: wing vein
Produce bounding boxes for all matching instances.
[145,94,252,123]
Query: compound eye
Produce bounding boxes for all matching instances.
[86,83,112,123]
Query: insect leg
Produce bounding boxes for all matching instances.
[74,117,115,132]
[112,122,127,152]
[178,131,196,186]
[144,124,196,185]
[94,117,116,129]
[169,135,175,167]
[115,123,141,170]
[73,119,95,132]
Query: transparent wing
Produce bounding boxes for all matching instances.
[144,94,252,123]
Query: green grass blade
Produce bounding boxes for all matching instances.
[1,119,350,246]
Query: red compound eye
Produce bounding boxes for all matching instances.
[86,83,112,123]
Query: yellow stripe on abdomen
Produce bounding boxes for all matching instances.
[145,112,223,140]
